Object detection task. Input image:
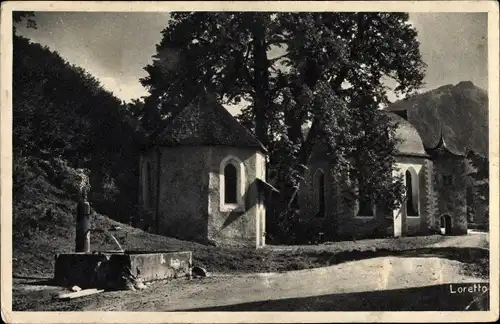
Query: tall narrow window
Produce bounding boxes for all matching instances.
[314,169,326,217]
[406,169,419,216]
[224,164,237,204]
[220,156,245,211]
[147,162,153,208]
[358,184,374,216]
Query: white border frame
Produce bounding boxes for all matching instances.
[1,2,498,323]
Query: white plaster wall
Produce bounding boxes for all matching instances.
[255,152,266,248]
[392,156,426,237]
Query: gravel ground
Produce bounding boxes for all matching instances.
[12,233,489,312]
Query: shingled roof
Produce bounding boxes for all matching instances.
[153,93,266,152]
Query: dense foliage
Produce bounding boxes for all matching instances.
[13,15,144,227]
[139,12,426,242]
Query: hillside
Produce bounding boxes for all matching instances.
[12,157,312,276]
[387,81,488,156]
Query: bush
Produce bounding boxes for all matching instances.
[128,204,155,232]
[50,157,90,198]
[266,208,320,245]
[89,173,120,217]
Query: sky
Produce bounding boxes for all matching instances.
[16,12,488,113]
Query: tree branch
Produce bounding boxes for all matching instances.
[270,53,289,63]
[330,13,368,92]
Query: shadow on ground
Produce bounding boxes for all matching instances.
[12,247,489,311]
[296,247,489,278]
[183,283,490,312]
[302,246,488,265]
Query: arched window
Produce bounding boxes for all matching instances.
[142,161,151,208]
[314,169,326,217]
[224,164,237,204]
[440,214,452,235]
[220,156,245,211]
[357,184,374,217]
[147,162,153,208]
[405,168,419,216]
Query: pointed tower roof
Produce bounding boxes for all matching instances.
[425,121,466,157]
[153,92,266,152]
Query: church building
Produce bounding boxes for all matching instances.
[139,94,469,247]
[139,93,276,248]
[298,110,469,240]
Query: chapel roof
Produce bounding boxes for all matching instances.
[153,92,266,152]
[301,111,430,158]
[387,108,466,157]
[424,121,467,157]
[383,112,428,157]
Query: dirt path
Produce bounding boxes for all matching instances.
[68,255,486,311]
[14,233,489,311]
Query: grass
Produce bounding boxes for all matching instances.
[13,211,489,278]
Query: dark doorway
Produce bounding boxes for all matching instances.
[440,215,452,235]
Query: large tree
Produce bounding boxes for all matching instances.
[140,12,426,232]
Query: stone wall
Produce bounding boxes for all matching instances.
[139,150,159,212]
[156,146,211,242]
[206,146,262,247]
[54,251,192,290]
[423,159,440,234]
[299,144,435,240]
[140,145,264,247]
[139,151,160,229]
[298,142,341,240]
[432,154,468,235]
[392,156,429,236]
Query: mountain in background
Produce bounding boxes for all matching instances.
[387,81,488,157]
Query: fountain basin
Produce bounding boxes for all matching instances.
[54,250,192,289]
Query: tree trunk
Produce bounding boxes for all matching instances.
[251,18,270,148]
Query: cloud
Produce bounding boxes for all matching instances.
[18,12,171,102]
[17,11,488,106]
[409,12,488,91]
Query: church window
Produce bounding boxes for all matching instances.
[405,168,419,217]
[220,156,245,211]
[314,169,326,217]
[357,184,374,217]
[224,164,237,204]
[355,171,374,218]
[147,163,154,208]
[142,161,154,209]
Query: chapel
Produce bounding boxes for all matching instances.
[139,93,276,248]
[298,110,469,240]
[139,95,469,247]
